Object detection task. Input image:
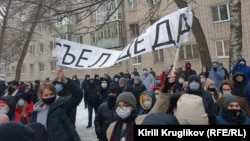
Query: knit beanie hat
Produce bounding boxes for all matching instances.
[19,92,32,103]
[223,95,240,109]
[188,75,201,83]
[108,86,119,94]
[0,114,9,124]
[175,94,208,125]
[205,78,215,88]
[142,113,179,125]
[119,77,127,84]
[0,121,34,141]
[116,92,136,108]
[27,123,48,141]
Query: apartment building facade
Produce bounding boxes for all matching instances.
[4,0,250,83]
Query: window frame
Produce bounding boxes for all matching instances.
[211,3,230,23]
[179,44,199,60]
[215,40,230,58]
[132,55,142,64]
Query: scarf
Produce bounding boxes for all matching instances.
[110,110,137,141]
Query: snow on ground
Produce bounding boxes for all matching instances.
[75,100,98,141]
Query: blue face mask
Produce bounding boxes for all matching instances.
[156,80,161,84]
[0,109,8,114]
[189,83,200,91]
[55,84,63,93]
[18,99,25,107]
[143,101,152,109]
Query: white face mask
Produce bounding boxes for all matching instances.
[178,79,184,84]
[101,83,108,89]
[143,101,152,109]
[116,106,131,119]
[200,78,205,83]
[223,91,231,95]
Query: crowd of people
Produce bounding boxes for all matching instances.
[0,57,250,141]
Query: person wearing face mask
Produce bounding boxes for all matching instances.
[132,76,147,108]
[232,57,250,82]
[71,74,80,87]
[204,78,221,104]
[15,92,33,124]
[183,62,197,81]
[81,74,90,92]
[199,73,207,89]
[216,94,250,125]
[94,86,119,141]
[208,61,225,91]
[96,77,110,107]
[110,74,121,87]
[25,81,38,104]
[151,75,164,92]
[216,80,250,116]
[107,70,178,141]
[186,75,217,124]
[52,79,78,127]
[0,95,17,120]
[138,90,156,115]
[172,74,185,93]
[140,68,155,91]
[30,69,83,141]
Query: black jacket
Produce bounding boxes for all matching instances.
[30,79,83,141]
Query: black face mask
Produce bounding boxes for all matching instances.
[7,87,15,94]
[42,96,56,105]
[208,88,216,91]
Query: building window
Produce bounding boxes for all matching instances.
[132,55,141,64]
[147,0,160,5]
[215,40,230,58]
[50,61,57,71]
[50,41,55,51]
[75,13,81,24]
[40,43,44,53]
[211,4,230,22]
[179,44,199,60]
[30,45,35,54]
[30,64,34,73]
[128,0,137,10]
[91,32,96,44]
[130,24,139,38]
[154,49,164,62]
[21,65,26,74]
[39,63,44,72]
[77,36,83,43]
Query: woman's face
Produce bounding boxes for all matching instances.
[42,88,56,99]
[0,103,9,111]
[227,102,240,110]
[222,84,232,93]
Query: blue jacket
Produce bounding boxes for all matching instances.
[232,58,250,81]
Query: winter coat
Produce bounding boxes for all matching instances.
[106,89,172,141]
[30,79,83,141]
[232,58,250,81]
[94,101,118,141]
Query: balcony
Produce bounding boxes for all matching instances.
[53,24,73,35]
[96,37,124,49]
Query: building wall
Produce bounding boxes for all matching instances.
[6,0,250,83]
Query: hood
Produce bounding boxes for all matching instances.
[233,72,247,82]
[139,90,156,110]
[237,58,246,66]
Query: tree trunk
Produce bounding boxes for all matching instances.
[0,0,12,59]
[228,0,242,78]
[174,0,212,68]
[15,4,43,81]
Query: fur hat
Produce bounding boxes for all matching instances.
[205,78,215,88]
[116,92,136,108]
[0,121,34,141]
[0,114,9,124]
[175,94,208,125]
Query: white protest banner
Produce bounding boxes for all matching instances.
[55,39,122,69]
[55,7,193,69]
